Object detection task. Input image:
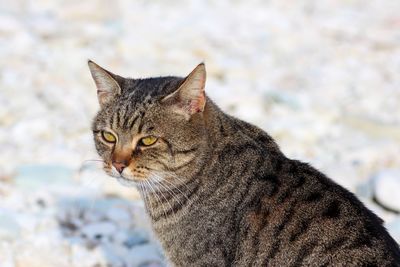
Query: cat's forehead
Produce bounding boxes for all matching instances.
[96,77,181,131]
[121,76,184,101]
[96,104,149,138]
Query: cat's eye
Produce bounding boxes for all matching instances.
[101,131,116,143]
[140,136,158,146]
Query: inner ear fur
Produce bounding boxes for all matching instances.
[162,63,207,119]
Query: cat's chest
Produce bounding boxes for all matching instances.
[152,202,238,265]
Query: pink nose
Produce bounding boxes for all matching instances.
[112,161,127,174]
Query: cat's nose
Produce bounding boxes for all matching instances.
[112,161,127,174]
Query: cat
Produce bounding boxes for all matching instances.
[88,60,400,266]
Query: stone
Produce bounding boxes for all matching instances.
[373,169,400,213]
[0,211,21,241]
[387,218,400,243]
[0,242,14,267]
[13,238,70,267]
[122,230,149,248]
[123,244,164,267]
[106,206,132,226]
[139,261,165,267]
[80,221,118,241]
[70,244,107,267]
[14,164,73,190]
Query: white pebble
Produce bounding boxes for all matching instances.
[81,221,117,240]
[374,169,400,213]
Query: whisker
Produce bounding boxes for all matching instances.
[139,182,150,211]
[161,179,191,217]
[157,180,185,220]
[157,172,191,201]
[146,179,164,219]
[143,181,155,212]
[151,180,166,219]
[152,176,177,221]
[159,175,191,203]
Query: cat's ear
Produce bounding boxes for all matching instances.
[162,63,206,119]
[88,60,122,108]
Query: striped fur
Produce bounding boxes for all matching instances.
[89,62,400,266]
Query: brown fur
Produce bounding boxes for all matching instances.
[89,61,400,266]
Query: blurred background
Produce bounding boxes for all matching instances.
[0,0,399,266]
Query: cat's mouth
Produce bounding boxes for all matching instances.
[103,163,148,180]
[104,164,159,189]
[103,163,168,192]
[114,172,148,184]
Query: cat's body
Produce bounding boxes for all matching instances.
[88,61,400,266]
[146,101,400,266]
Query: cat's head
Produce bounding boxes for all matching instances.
[88,61,209,186]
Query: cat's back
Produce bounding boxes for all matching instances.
[234,132,400,266]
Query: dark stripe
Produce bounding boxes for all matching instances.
[150,168,203,222]
[128,114,139,129]
[261,203,298,266]
[151,180,200,221]
[274,173,303,204]
[137,111,145,133]
[146,152,158,160]
[289,218,311,242]
[288,161,299,174]
[109,112,114,127]
[218,142,260,162]
[246,194,271,266]
[175,147,198,155]
[221,166,255,240]
[264,240,281,265]
[225,171,267,267]
[224,177,253,233]
[276,204,296,234]
[344,220,357,228]
[261,173,281,197]
[291,241,318,266]
[163,139,175,159]
[303,191,323,202]
[321,200,341,219]
[168,157,196,172]
[270,152,285,173]
[117,107,123,127]
[254,134,274,145]
[218,116,229,137]
[157,185,178,203]
[324,236,347,252]
[276,188,291,204]
[347,232,372,250]
[217,239,232,267]
[173,174,200,196]
[154,160,170,171]
[293,175,306,188]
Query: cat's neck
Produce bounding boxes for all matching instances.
[203,98,280,153]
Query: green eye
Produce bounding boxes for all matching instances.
[140,136,158,146]
[101,131,116,143]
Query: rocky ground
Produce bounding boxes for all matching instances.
[0,0,399,266]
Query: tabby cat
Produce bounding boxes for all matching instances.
[88,60,400,266]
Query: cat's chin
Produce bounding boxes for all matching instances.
[116,176,138,187]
